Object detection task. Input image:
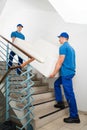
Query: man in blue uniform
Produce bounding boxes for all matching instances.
[8,24,25,75]
[50,32,80,123]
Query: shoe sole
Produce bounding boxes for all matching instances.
[54,105,65,109]
[64,120,80,123]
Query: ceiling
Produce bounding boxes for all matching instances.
[0,0,7,15]
[48,0,87,24]
[1,0,86,24]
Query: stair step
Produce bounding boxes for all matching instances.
[33,91,54,102]
[14,84,49,91]
[32,88,53,95]
[33,86,49,94]
[10,91,55,108]
[32,105,68,130]
[34,100,56,111]
[16,97,55,108]
[9,76,26,81]
[34,105,68,119]
[9,99,68,130]
[10,88,53,105]
[10,90,54,100]
[10,85,49,97]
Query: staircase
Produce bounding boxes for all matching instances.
[0,35,68,130]
[0,61,68,130]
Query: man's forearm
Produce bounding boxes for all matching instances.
[49,55,65,78]
[12,37,16,43]
[52,62,62,76]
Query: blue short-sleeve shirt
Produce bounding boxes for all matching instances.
[11,31,25,40]
[59,42,76,76]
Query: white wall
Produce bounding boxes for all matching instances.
[0,0,87,112]
[0,0,64,43]
[0,0,7,15]
[62,23,87,112]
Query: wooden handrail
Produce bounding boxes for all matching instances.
[20,57,35,68]
[0,35,35,84]
[0,35,34,59]
[0,58,35,84]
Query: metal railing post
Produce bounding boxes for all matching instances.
[5,44,10,120]
[6,44,9,70]
[26,64,33,130]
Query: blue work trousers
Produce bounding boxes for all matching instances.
[54,75,78,118]
[8,51,23,74]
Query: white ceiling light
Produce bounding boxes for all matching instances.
[48,0,87,24]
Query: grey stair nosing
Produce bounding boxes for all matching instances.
[32,98,55,106]
[13,98,55,108]
[39,106,68,119]
[32,108,68,130]
[34,101,57,112]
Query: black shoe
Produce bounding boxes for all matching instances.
[54,102,65,109]
[17,68,22,75]
[17,71,21,75]
[8,65,11,69]
[64,116,80,123]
